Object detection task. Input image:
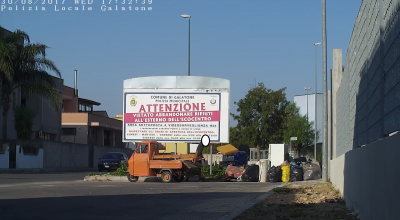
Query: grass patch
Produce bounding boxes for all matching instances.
[272,187,292,193]
[289,211,302,218]
[312,212,320,217]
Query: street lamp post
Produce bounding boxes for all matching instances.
[314,42,321,161]
[181,14,191,76]
[322,0,328,182]
[304,87,311,151]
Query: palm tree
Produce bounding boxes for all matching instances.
[0,26,61,144]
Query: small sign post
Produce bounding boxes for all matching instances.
[201,135,211,175]
[290,137,297,157]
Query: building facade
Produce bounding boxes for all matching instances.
[0,77,64,142]
[293,93,323,145]
[61,86,125,148]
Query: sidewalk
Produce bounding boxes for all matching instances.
[0,168,98,174]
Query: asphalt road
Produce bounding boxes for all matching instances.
[0,173,282,220]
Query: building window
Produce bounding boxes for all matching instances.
[86,106,92,112]
[62,128,76,136]
[115,132,121,142]
[43,133,56,141]
[104,130,111,146]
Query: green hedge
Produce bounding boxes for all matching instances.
[201,164,226,180]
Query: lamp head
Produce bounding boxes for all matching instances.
[181,14,191,18]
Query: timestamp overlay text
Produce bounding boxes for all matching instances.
[1,0,153,12]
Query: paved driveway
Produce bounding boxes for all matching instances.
[0,173,282,220]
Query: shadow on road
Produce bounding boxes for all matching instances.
[0,191,264,220]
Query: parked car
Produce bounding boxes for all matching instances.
[98,152,129,172]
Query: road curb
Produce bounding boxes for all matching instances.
[217,183,286,220]
[84,176,129,182]
[83,175,161,182]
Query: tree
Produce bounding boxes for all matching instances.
[231,83,289,160]
[282,102,318,157]
[229,126,250,154]
[0,27,61,143]
[14,106,35,140]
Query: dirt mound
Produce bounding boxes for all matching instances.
[234,181,359,220]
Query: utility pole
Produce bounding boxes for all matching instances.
[305,87,311,151]
[314,42,321,161]
[322,0,328,182]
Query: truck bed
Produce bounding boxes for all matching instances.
[149,160,183,169]
[153,154,196,160]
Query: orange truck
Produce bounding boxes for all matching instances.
[127,140,205,183]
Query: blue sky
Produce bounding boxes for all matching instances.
[1,0,361,126]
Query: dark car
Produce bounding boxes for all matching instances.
[98,152,129,172]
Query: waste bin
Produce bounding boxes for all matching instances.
[259,159,268,182]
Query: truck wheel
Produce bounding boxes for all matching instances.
[161,171,172,183]
[127,174,138,182]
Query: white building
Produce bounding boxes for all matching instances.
[293,93,323,144]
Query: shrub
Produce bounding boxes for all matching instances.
[112,163,128,176]
[201,164,226,179]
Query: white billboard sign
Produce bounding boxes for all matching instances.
[123,88,229,143]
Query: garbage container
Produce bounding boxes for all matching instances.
[259,159,268,182]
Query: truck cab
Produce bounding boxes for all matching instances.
[128,141,166,181]
[127,140,203,183]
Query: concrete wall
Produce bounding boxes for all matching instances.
[43,142,63,168]
[16,146,44,169]
[34,77,63,142]
[329,153,345,195]
[0,146,9,168]
[43,141,132,169]
[61,125,89,144]
[335,0,400,156]
[332,50,342,159]
[62,86,79,112]
[329,1,400,218]
[329,132,400,220]
[92,145,133,168]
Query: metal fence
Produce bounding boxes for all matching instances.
[336,0,400,156]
